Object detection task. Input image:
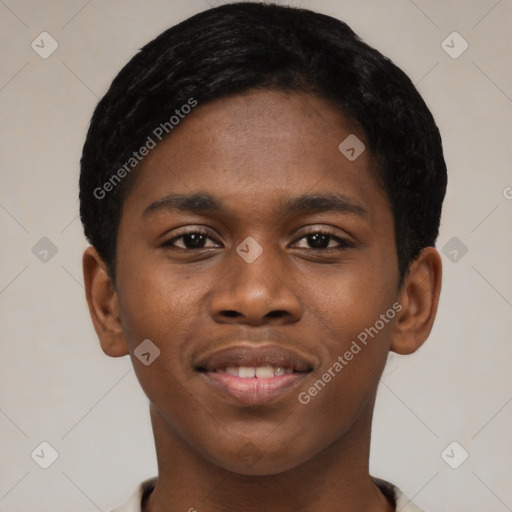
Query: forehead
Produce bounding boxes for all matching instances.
[122,89,388,220]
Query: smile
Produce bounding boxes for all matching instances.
[195,343,314,406]
[199,370,309,406]
[215,365,294,378]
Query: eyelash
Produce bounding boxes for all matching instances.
[162,228,354,251]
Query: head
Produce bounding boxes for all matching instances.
[80,3,446,476]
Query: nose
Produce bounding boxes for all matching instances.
[209,245,302,326]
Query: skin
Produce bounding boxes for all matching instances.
[83,90,442,512]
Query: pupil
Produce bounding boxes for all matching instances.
[308,233,329,249]
[184,233,206,248]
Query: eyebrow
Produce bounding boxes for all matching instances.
[142,193,223,217]
[285,194,367,217]
[142,192,367,218]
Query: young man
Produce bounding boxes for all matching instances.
[80,3,446,511]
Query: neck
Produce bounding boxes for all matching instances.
[144,394,393,512]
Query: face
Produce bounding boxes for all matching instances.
[113,90,400,475]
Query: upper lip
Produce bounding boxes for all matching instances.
[195,343,315,373]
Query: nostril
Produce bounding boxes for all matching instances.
[266,310,287,318]
[223,310,239,318]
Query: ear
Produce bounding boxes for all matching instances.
[82,246,129,357]
[391,247,442,355]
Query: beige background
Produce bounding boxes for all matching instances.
[1,0,511,510]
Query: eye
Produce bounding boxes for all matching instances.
[161,228,352,251]
[162,230,220,250]
[292,230,354,250]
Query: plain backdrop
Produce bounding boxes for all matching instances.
[1,1,511,511]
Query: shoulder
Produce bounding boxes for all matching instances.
[110,477,157,512]
[372,476,427,512]
[111,476,427,512]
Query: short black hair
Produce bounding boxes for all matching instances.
[79,1,447,282]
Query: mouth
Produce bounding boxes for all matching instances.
[195,344,314,406]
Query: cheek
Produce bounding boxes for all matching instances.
[114,266,201,420]
[116,260,198,339]
[298,252,398,337]
[295,262,397,402]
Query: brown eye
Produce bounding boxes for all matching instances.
[163,231,219,250]
[306,233,331,249]
[293,231,354,250]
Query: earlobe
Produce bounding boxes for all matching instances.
[82,246,130,358]
[391,247,442,355]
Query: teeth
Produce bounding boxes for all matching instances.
[239,367,256,378]
[255,366,274,378]
[219,366,294,378]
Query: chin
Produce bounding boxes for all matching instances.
[208,445,311,477]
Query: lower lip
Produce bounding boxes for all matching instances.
[200,371,308,406]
